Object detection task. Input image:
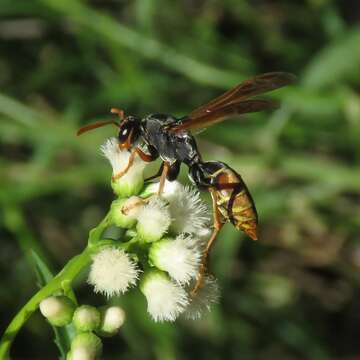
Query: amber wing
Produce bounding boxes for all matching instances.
[169,72,295,132]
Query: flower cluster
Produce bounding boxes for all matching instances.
[87,138,220,322]
[39,296,125,359]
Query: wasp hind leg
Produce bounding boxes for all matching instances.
[191,187,224,296]
[145,162,164,182]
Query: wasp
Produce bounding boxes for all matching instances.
[78,72,295,293]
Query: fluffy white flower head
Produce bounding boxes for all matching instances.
[101,138,146,196]
[146,180,183,201]
[150,234,201,284]
[136,197,171,242]
[88,248,140,298]
[140,271,189,322]
[143,180,209,234]
[167,184,210,234]
[184,275,220,320]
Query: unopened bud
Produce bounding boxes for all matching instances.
[73,305,101,332]
[39,296,75,327]
[70,332,102,360]
[97,306,126,337]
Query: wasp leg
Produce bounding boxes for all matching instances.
[113,147,157,181]
[191,187,224,296]
[157,162,171,195]
[145,163,164,182]
[121,197,146,215]
[112,151,136,181]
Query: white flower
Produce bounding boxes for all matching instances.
[145,180,183,201]
[184,275,220,320]
[140,270,189,322]
[169,184,210,234]
[149,234,202,284]
[144,180,210,234]
[101,137,146,197]
[136,197,171,242]
[88,248,140,298]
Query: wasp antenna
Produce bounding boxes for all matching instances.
[110,108,125,120]
[76,120,120,136]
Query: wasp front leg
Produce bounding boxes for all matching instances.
[112,146,158,181]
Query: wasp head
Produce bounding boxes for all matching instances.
[118,116,141,150]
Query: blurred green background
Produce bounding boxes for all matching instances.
[1,0,360,359]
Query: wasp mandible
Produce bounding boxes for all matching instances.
[78,72,296,293]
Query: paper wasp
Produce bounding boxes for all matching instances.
[78,72,295,293]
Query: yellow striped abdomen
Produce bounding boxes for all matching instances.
[214,168,258,240]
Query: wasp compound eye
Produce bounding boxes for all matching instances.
[118,128,128,142]
[118,123,132,143]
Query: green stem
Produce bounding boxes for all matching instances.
[0,248,90,359]
[0,214,113,359]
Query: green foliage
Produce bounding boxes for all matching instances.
[1,0,360,359]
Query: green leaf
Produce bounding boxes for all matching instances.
[303,27,360,89]
[30,251,74,360]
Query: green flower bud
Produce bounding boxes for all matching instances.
[39,296,75,327]
[110,197,143,229]
[71,332,102,360]
[73,305,101,332]
[97,306,126,337]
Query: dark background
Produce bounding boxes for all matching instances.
[1,1,360,359]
